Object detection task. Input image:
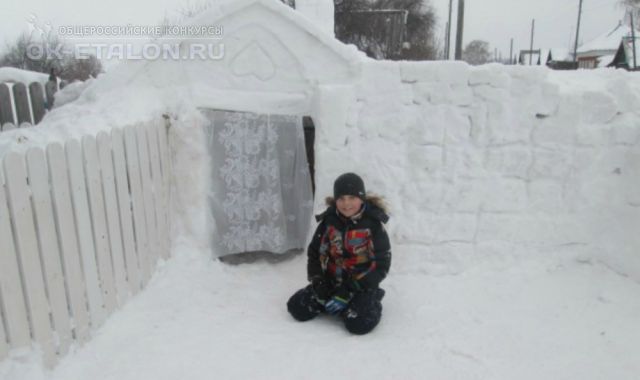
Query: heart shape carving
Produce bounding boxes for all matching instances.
[230,41,276,81]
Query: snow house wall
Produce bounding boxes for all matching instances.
[315,61,640,280]
[164,0,640,279]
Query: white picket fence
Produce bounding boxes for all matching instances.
[0,118,172,367]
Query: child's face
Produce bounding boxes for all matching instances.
[336,195,363,218]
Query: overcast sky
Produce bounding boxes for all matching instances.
[432,0,624,60]
[0,0,627,62]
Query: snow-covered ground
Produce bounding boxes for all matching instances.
[2,240,639,380]
[1,2,639,378]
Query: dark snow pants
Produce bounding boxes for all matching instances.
[287,285,385,335]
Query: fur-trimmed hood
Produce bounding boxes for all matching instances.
[316,194,390,224]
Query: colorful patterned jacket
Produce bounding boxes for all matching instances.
[307,197,391,291]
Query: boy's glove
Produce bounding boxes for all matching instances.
[310,277,331,305]
[324,285,353,315]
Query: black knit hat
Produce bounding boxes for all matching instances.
[334,173,366,201]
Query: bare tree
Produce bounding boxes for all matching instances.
[335,0,440,60]
[59,55,103,81]
[462,40,491,65]
[0,32,102,82]
[0,32,63,74]
[619,0,640,19]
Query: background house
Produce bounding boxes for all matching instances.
[518,49,544,65]
[545,48,576,70]
[576,22,636,69]
[609,36,639,70]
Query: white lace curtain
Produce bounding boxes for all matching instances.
[201,109,314,257]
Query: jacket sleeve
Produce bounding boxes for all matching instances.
[353,221,391,290]
[306,221,327,281]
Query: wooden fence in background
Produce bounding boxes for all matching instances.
[0,118,172,367]
[0,81,58,131]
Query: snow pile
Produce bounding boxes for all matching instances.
[51,79,94,108]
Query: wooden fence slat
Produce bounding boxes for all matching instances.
[136,126,159,270]
[2,123,16,132]
[0,84,14,125]
[111,129,141,294]
[26,148,72,356]
[96,132,129,306]
[47,143,90,342]
[28,83,46,124]
[12,83,32,125]
[66,139,105,329]
[82,136,117,314]
[156,119,172,258]
[0,163,31,349]
[2,152,55,365]
[147,123,167,260]
[123,126,150,285]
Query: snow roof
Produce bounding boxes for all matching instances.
[597,54,616,68]
[519,50,544,66]
[577,22,637,55]
[186,0,362,65]
[540,49,550,64]
[0,67,51,85]
[548,48,571,62]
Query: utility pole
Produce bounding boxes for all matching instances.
[573,0,584,64]
[444,22,450,60]
[455,0,465,60]
[446,0,454,59]
[509,38,514,65]
[631,11,638,69]
[529,19,535,65]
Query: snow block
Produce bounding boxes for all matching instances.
[473,85,510,103]
[532,116,576,146]
[410,106,445,145]
[407,145,443,175]
[442,146,484,178]
[412,82,472,106]
[529,149,572,180]
[312,84,355,148]
[412,82,450,105]
[441,179,483,212]
[610,113,640,145]
[469,64,511,88]
[605,76,640,114]
[399,61,470,85]
[429,213,477,243]
[477,214,588,245]
[443,107,473,144]
[484,147,532,179]
[581,91,618,125]
[575,123,611,147]
[481,178,528,212]
[528,180,565,213]
[360,60,402,92]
